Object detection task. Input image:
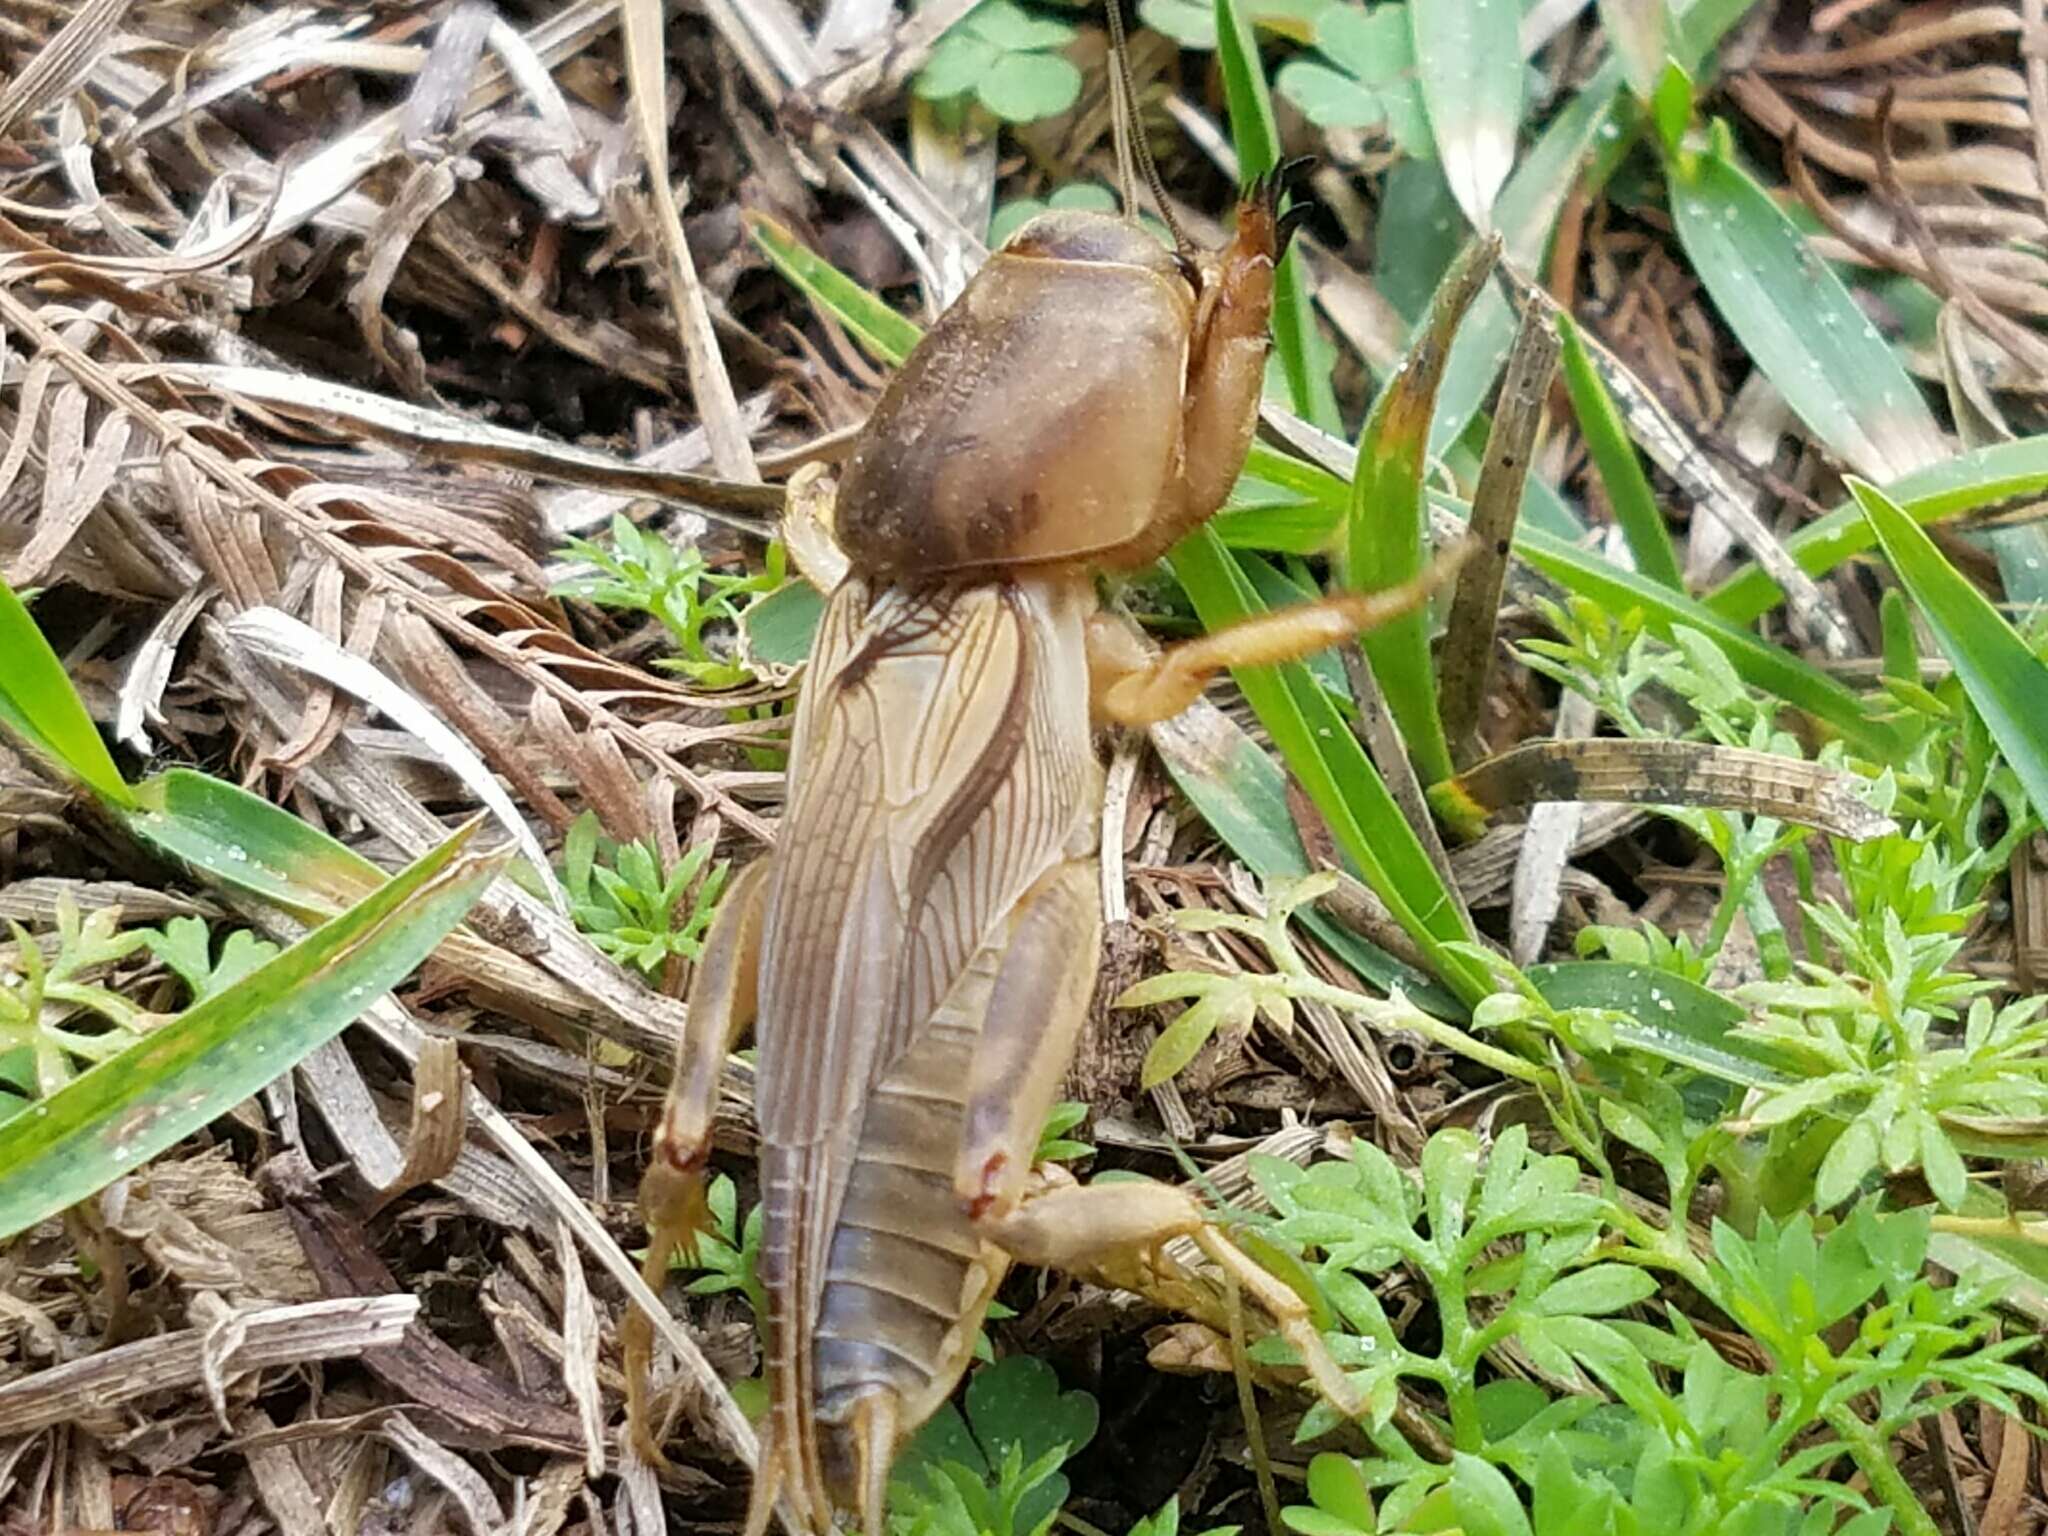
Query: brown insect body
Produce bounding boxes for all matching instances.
[633,165,1430,1535]
[835,213,1201,578]
[742,200,1275,1532]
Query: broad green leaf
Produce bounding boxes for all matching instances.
[1279,8,1430,154]
[1852,476,2048,821]
[964,0,1075,50]
[1556,312,1684,590]
[1451,1453,1535,1536]
[1274,60,1389,131]
[916,33,1000,98]
[1349,241,1495,786]
[1170,527,1488,1003]
[1666,126,1947,483]
[0,577,136,808]
[1528,960,1794,1088]
[1302,1454,1377,1530]
[976,52,1081,122]
[744,211,921,367]
[1706,437,2048,623]
[0,824,499,1239]
[1411,0,1521,231]
[1526,1262,1659,1317]
[740,579,826,667]
[1214,0,1341,432]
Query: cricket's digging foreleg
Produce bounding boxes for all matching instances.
[976,1179,1363,1420]
[1094,192,1279,574]
[1087,544,1474,728]
[627,856,773,1465]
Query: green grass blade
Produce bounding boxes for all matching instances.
[1514,522,1905,757]
[1434,70,1619,457]
[1214,0,1341,433]
[1555,313,1685,590]
[1665,127,1947,482]
[1349,242,1496,786]
[1169,527,1488,1004]
[1410,0,1522,232]
[1528,960,1793,1089]
[1852,476,2048,819]
[120,767,391,916]
[1430,0,1763,453]
[0,824,500,1240]
[745,210,922,367]
[1705,440,2048,623]
[0,578,136,808]
[1234,436,1897,754]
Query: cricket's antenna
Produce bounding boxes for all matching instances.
[1104,0,1190,255]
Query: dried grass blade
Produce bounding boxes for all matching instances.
[620,0,759,484]
[361,1034,467,1216]
[1440,298,1560,761]
[1509,689,1595,965]
[130,362,781,528]
[1431,737,1898,840]
[225,606,569,913]
[0,1296,416,1436]
[0,0,133,137]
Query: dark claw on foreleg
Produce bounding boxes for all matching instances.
[1243,156,1318,257]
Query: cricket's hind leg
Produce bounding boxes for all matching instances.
[947,862,1363,1424]
[974,1177,1362,1419]
[627,856,773,1466]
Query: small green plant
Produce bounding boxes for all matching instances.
[553,515,787,690]
[1128,1496,1239,1536]
[1116,873,1543,1093]
[1251,1124,1656,1466]
[1270,1128,2048,1536]
[916,1,1082,125]
[561,814,729,977]
[1273,5,1431,153]
[989,183,1176,250]
[1035,1101,1094,1164]
[1,898,162,1109]
[146,913,280,1004]
[679,1172,766,1317]
[1138,0,1326,50]
[889,1353,1097,1536]
[1734,821,2048,1212]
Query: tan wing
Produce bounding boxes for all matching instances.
[754,576,1092,1147]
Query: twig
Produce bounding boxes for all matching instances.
[1440,295,1560,762]
[620,0,761,484]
